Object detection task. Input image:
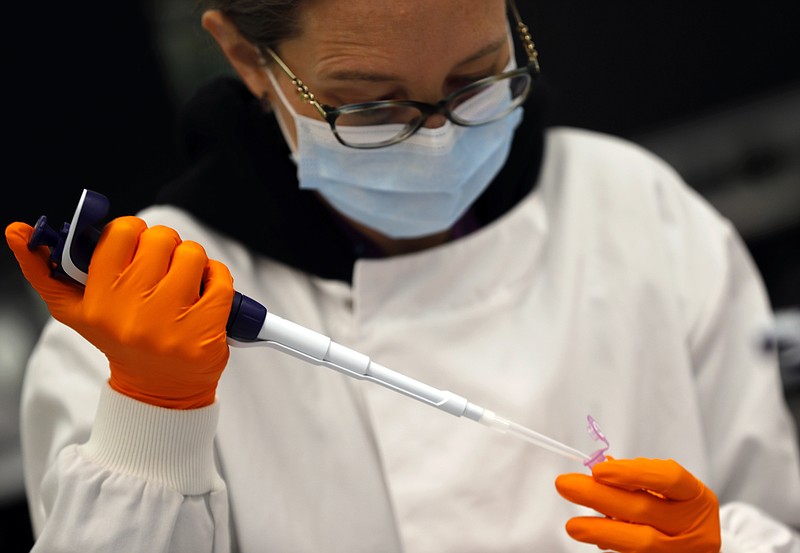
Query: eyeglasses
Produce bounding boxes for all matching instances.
[263,0,540,149]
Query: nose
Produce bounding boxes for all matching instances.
[421,113,448,129]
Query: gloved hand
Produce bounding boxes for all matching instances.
[555,457,721,553]
[6,217,235,409]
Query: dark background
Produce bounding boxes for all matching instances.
[2,1,799,550]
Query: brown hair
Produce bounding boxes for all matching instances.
[200,0,307,50]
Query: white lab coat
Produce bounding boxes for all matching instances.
[20,127,800,552]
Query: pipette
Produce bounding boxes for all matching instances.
[28,188,610,467]
[229,308,610,466]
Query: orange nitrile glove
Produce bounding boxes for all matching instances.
[6,217,235,409]
[555,457,721,553]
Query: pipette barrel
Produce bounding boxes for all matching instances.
[256,311,483,419]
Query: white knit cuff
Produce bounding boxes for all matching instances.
[78,382,220,495]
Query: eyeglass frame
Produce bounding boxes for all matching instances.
[261,0,540,149]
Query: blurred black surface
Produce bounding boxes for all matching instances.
[2,1,798,551]
[525,1,800,136]
[0,499,35,552]
[2,1,180,234]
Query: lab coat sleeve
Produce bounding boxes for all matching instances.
[668,180,800,550]
[21,319,231,553]
[720,503,800,553]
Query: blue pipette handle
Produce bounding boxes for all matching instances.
[28,189,267,342]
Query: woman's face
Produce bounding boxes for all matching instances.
[207,0,511,146]
[203,0,511,252]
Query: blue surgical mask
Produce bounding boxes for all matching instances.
[267,61,523,239]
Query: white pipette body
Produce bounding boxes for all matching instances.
[230,311,599,465]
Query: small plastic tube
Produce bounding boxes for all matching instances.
[478,410,593,464]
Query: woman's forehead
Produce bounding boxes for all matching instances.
[288,0,509,66]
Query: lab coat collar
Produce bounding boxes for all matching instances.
[352,188,548,325]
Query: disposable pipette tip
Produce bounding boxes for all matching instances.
[477,410,592,463]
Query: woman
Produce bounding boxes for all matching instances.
[7,0,800,551]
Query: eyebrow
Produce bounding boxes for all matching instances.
[456,37,507,67]
[322,36,508,83]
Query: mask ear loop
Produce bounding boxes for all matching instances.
[583,415,610,468]
[505,19,518,70]
[259,50,301,156]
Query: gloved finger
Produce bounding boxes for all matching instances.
[157,240,207,306]
[120,225,182,291]
[555,473,669,529]
[5,222,83,308]
[193,258,235,315]
[592,458,703,501]
[565,515,668,553]
[87,216,148,290]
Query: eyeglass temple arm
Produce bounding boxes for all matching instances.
[508,0,540,72]
[264,47,328,119]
